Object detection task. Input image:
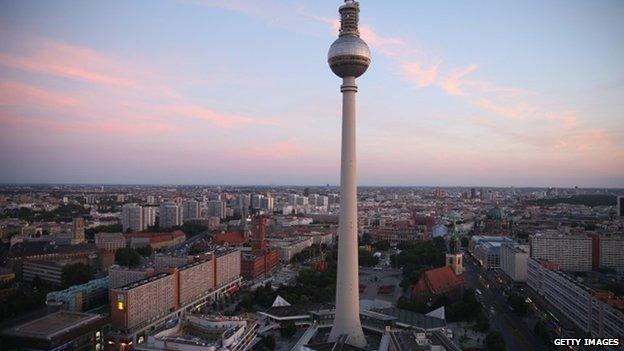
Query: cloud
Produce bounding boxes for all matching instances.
[0,80,79,108]
[0,34,276,135]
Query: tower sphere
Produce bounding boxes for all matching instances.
[328,36,371,78]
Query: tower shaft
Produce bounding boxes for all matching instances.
[329,76,366,348]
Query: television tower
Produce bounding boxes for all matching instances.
[327,0,370,348]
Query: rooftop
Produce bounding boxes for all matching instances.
[3,311,103,340]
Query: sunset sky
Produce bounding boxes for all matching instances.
[1,0,623,187]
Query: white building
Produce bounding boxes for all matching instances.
[500,243,529,282]
[599,235,624,272]
[182,200,200,222]
[527,258,624,346]
[206,200,227,219]
[269,237,314,262]
[260,196,274,212]
[530,232,592,272]
[251,194,263,209]
[159,202,181,229]
[121,204,144,232]
[142,206,157,228]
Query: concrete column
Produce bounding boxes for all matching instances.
[329,76,366,348]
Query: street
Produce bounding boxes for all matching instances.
[463,253,547,351]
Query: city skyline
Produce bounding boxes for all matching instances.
[1,0,623,187]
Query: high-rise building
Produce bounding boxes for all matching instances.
[72,217,85,244]
[251,194,264,209]
[159,202,181,229]
[121,204,144,232]
[618,196,624,217]
[500,243,529,282]
[597,235,624,272]
[326,0,370,346]
[288,194,298,206]
[296,196,309,206]
[207,200,227,219]
[260,196,274,212]
[146,195,156,205]
[530,232,592,272]
[142,206,157,228]
[182,200,200,221]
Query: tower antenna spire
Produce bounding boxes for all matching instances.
[327,0,370,348]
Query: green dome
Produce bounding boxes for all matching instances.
[487,206,505,220]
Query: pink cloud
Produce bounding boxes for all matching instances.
[0,80,79,108]
[159,104,276,128]
[0,52,136,87]
[401,61,441,88]
[437,64,479,96]
[0,33,277,135]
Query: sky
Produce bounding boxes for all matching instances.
[0,0,623,187]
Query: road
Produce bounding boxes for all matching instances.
[463,253,547,351]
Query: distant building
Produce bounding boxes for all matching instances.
[469,236,514,269]
[182,200,200,221]
[530,232,592,272]
[207,200,227,219]
[22,260,66,286]
[269,236,314,262]
[618,196,624,217]
[72,217,85,244]
[483,206,510,235]
[500,243,529,282]
[124,230,185,250]
[260,196,275,212]
[142,206,157,228]
[95,232,125,251]
[121,204,145,232]
[598,235,624,272]
[241,217,279,279]
[372,224,427,244]
[431,224,448,238]
[159,202,181,228]
[46,276,108,312]
[1,311,107,351]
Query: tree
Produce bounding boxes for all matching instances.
[135,245,153,257]
[358,249,379,267]
[485,331,507,351]
[61,263,94,288]
[601,282,624,297]
[115,247,141,268]
[372,240,390,251]
[179,223,208,237]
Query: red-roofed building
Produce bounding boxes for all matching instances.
[411,266,465,303]
[213,231,246,246]
[241,217,279,279]
[124,230,186,250]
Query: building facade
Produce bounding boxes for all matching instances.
[527,258,624,346]
[530,232,593,272]
[500,243,529,282]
